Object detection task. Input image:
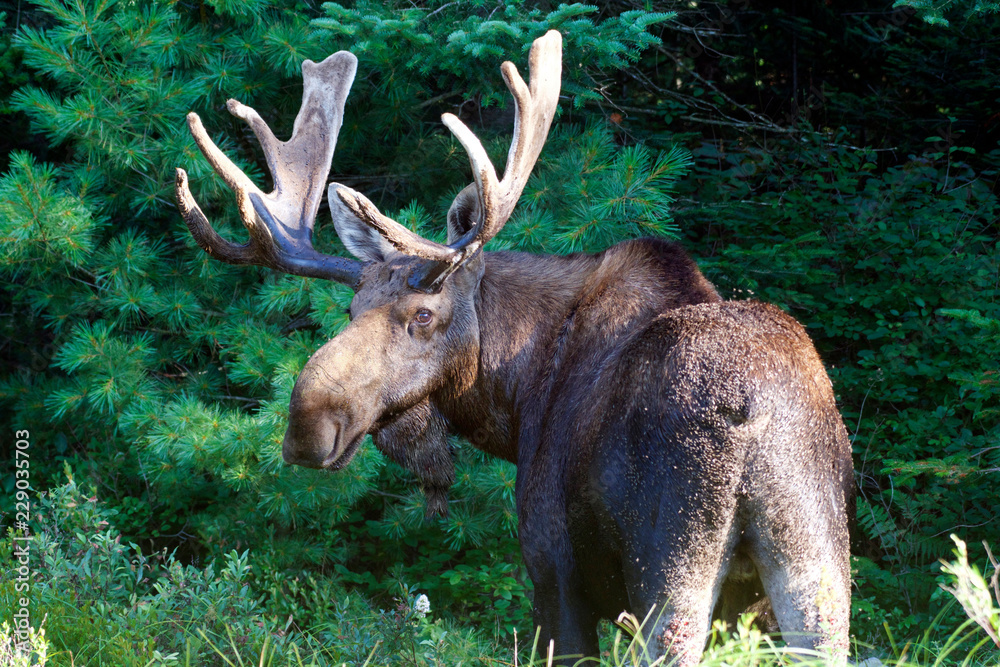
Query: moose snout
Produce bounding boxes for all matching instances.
[281,433,328,468]
[281,403,344,468]
[281,321,384,470]
[282,400,371,471]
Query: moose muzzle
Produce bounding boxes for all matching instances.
[281,324,385,469]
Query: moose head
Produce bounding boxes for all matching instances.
[176,31,561,504]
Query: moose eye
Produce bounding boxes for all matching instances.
[413,309,433,325]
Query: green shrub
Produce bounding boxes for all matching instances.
[0,473,501,666]
[1,471,275,665]
[0,621,50,667]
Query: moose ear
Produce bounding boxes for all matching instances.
[445,184,481,245]
[329,183,397,262]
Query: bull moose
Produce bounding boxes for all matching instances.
[176,31,853,666]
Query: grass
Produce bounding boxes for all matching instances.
[3,485,997,667]
[4,600,999,667]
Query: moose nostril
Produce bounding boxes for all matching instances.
[282,432,320,467]
[322,449,342,468]
[281,417,342,468]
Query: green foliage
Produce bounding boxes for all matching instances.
[0,151,101,278]
[939,536,1000,650]
[627,0,1000,179]
[700,615,825,667]
[313,0,674,108]
[314,441,530,638]
[0,0,338,526]
[302,0,681,215]
[0,475,497,666]
[938,309,1000,422]
[507,125,690,254]
[10,0,324,217]
[893,0,1000,26]
[1,474,273,665]
[0,622,51,667]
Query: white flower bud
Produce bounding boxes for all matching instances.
[414,594,431,617]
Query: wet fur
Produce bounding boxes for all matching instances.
[439,242,852,664]
[373,398,453,518]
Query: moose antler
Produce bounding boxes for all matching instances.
[175,52,363,286]
[334,30,562,291]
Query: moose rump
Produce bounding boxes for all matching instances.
[520,300,852,662]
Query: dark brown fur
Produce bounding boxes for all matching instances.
[282,236,852,666]
[373,398,453,518]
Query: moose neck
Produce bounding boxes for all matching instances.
[431,240,721,465]
[431,250,599,463]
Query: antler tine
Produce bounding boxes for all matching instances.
[444,30,562,249]
[336,31,562,293]
[175,51,364,286]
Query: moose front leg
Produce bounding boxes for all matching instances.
[521,540,601,665]
[518,481,601,665]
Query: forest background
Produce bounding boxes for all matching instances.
[0,0,998,664]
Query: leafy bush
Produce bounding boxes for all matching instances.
[0,621,50,667]
[0,472,498,666]
[1,471,275,665]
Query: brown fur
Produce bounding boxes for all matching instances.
[373,398,453,518]
[282,237,852,666]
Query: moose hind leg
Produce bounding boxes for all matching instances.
[647,597,716,667]
[749,514,851,661]
[632,556,734,667]
[624,526,741,666]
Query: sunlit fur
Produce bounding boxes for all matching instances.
[282,235,852,666]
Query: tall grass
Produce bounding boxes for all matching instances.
[3,497,997,667]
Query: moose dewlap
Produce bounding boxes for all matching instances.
[175,31,852,666]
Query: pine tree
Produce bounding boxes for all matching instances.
[0,0,687,634]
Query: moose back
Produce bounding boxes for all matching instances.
[176,31,852,666]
